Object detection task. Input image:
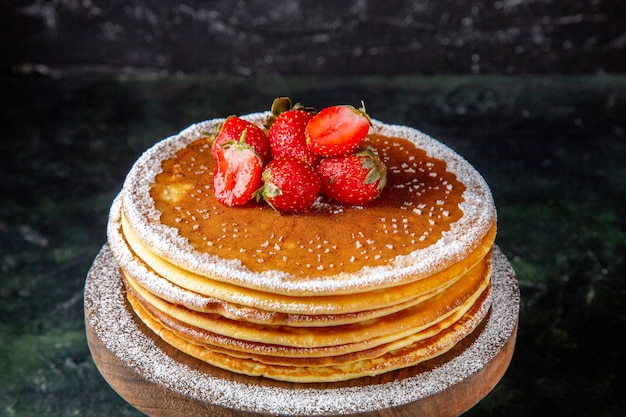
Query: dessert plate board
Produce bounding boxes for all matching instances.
[85,244,519,417]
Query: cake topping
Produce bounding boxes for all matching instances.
[266,98,320,167]
[255,156,322,213]
[305,102,372,157]
[208,99,386,213]
[212,130,264,207]
[316,146,387,205]
[210,115,271,165]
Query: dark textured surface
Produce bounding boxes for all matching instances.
[2,2,625,415]
[3,0,625,76]
[0,74,624,416]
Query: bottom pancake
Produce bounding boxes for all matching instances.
[123,264,491,361]
[122,249,490,348]
[125,281,492,383]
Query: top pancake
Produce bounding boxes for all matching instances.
[120,113,496,296]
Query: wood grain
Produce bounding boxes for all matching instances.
[85,245,518,416]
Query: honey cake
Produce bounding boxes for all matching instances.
[107,112,497,382]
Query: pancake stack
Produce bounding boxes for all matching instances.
[107,113,497,383]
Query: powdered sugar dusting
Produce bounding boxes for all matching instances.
[85,245,518,416]
[119,114,496,294]
[109,195,368,316]
[107,195,230,313]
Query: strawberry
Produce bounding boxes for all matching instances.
[213,132,263,206]
[211,115,270,165]
[305,102,372,157]
[266,98,321,167]
[316,147,387,205]
[256,157,321,213]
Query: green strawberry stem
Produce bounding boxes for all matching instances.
[358,147,387,190]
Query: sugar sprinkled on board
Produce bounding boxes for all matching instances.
[89,114,517,414]
[85,245,518,416]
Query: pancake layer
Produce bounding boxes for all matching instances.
[107,113,497,382]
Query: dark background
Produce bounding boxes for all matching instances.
[2,0,625,76]
[1,1,625,416]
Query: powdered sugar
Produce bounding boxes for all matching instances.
[119,114,496,294]
[85,245,518,416]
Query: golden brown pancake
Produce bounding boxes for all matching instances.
[108,195,494,322]
[126,281,492,382]
[107,113,497,382]
[122,252,490,350]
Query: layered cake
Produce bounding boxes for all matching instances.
[106,109,497,383]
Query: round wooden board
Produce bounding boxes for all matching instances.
[85,244,519,417]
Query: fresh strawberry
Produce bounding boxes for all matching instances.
[305,102,371,157]
[211,115,270,165]
[267,98,321,167]
[316,147,387,205]
[213,133,263,206]
[256,157,321,213]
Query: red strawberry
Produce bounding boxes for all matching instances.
[211,115,270,165]
[305,102,371,157]
[316,147,387,205]
[256,157,321,213]
[213,133,263,206]
[267,98,321,167]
